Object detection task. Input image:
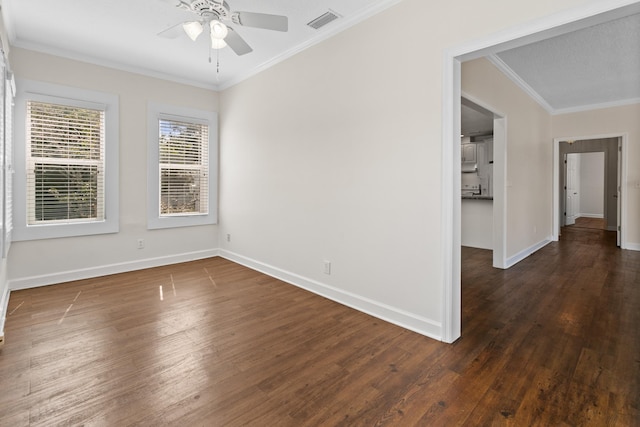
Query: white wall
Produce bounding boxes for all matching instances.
[219,0,596,340]
[462,58,554,258]
[579,152,605,217]
[7,48,220,288]
[553,103,640,248]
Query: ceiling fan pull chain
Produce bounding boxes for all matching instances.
[216,48,220,80]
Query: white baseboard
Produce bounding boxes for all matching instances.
[0,284,9,342]
[579,213,604,219]
[9,249,220,291]
[219,250,443,341]
[625,242,640,251]
[6,248,443,341]
[505,237,553,269]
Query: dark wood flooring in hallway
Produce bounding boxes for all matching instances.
[0,225,637,425]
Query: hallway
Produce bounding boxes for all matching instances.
[461,224,638,424]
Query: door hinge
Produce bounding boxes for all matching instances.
[618,226,621,231]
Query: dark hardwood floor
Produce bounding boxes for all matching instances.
[569,216,607,230]
[1,226,638,425]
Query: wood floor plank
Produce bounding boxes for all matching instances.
[0,225,638,425]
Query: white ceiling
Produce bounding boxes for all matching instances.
[461,103,493,138]
[1,0,400,90]
[495,12,640,114]
[2,0,639,114]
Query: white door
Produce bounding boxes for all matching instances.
[566,153,580,225]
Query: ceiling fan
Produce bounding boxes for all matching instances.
[159,0,288,56]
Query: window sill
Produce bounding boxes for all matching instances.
[147,214,217,230]
[12,219,119,241]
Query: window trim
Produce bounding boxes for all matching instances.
[147,102,218,230]
[4,71,15,257]
[13,79,119,241]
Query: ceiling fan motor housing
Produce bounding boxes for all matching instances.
[189,0,230,20]
[168,0,287,57]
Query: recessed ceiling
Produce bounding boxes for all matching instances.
[2,0,400,90]
[494,12,640,114]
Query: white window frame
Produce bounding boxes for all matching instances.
[3,71,14,257]
[13,79,119,241]
[147,102,217,229]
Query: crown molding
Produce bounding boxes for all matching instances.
[486,54,554,113]
[11,42,221,90]
[487,54,640,116]
[218,0,404,90]
[7,0,404,92]
[552,97,640,115]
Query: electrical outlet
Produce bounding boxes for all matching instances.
[323,260,331,275]
[226,234,231,242]
[137,239,145,249]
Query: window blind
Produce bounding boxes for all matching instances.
[26,101,105,224]
[158,118,209,216]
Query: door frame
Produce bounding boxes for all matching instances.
[552,134,627,247]
[441,1,639,343]
[561,150,608,229]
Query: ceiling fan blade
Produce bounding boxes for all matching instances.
[158,22,186,39]
[160,0,189,8]
[224,27,253,56]
[233,11,288,32]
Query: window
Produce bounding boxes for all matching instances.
[159,117,208,216]
[147,103,217,229]
[27,101,104,224]
[14,80,119,241]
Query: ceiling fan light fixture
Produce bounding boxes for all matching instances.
[210,36,227,50]
[210,20,228,40]
[183,21,203,41]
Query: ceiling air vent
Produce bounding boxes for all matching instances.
[307,10,341,30]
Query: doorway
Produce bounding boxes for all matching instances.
[564,152,604,227]
[441,3,638,343]
[460,96,506,269]
[555,136,623,247]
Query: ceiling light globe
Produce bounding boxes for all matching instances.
[183,21,203,41]
[210,37,228,50]
[210,20,228,40]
